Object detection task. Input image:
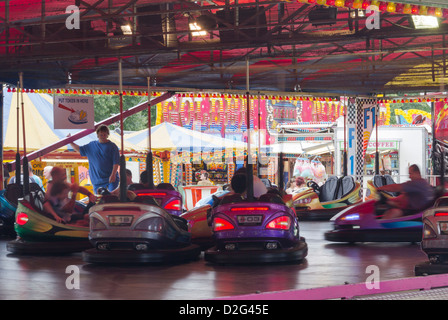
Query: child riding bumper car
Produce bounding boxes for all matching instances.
[7,189,91,255]
[292,175,362,221]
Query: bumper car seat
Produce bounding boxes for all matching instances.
[318,176,339,202]
[335,176,356,199]
[373,174,398,197]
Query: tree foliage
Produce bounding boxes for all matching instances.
[94,95,157,132]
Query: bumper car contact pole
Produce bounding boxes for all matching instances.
[19,73,29,196]
[373,98,379,174]
[257,92,261,177]
[343,99,347,177]
[147,77,155,189]
[118,58,127,202]
[245,58,254,201]
[14,80,21,187]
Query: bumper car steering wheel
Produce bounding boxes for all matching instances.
[307,180,320,193]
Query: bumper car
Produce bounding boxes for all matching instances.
[181,190,230,249]
[193,188,230,209]
[0,183,44,237]
[324,192,437,243]
[0,189,20,237]
[204,191,308,264]
[415,196,448,275]
[128,183,183,216]
[82,192,201,264]
[7,189,92,255]
[292,175,362,221]
[365,174,398,201]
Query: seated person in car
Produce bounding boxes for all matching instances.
[43,181,85,224]
[377,164,434,219]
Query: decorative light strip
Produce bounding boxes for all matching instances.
[6,87,448,104]
[295,0,448,17]
[378,97,448,103]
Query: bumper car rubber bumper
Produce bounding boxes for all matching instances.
[296,208,341,221]
[82,244,201,264]
[324,228,422,243]
[7,238,92,255]
[415,261,448,276]
[204,240,308,264]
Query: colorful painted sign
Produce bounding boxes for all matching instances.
[156,94,347,145]
[435,101,448,142]
[362,103,377,157]
[395,108,431,125]
[53,95,94,129]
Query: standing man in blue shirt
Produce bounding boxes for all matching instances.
[69,125,120,193]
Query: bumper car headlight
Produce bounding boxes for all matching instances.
[341,213,360,221]
[135,217,164,232]
[423,224,437,239]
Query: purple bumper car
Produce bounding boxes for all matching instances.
[324,196,430,243]
[204,192,308,264]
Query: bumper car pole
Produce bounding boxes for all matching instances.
[245,58,254,201]
[14,80,21,187]
[20,73,30,196]
[374,99,380,175]
[343,99,347,177]
[147,77,155,189]
[118,59,127,202]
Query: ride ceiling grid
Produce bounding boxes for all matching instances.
[0,1,447,95]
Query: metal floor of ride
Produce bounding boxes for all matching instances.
[0,221,447,300]
[352,287,448,300]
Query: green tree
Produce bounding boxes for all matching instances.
[94,95,158,132]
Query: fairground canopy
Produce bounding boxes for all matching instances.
[1,0,448,96]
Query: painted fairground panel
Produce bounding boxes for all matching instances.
[155,94,346,185]
[434,101,448,176]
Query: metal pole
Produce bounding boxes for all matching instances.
[19,73,29,195]
[245,57,254,201]
[147,77,155,189]
[15,81,21,186]
[118,58,127,202]
[375,97,379,175]
[343,99,347,177]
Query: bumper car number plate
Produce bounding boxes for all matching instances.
[237,215,263,225]
[109,215,133,226]
[440,222,448,235]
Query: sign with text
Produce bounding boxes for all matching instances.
[53,95,94,129]
[347,123,356,176]
[362,103,377,157]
